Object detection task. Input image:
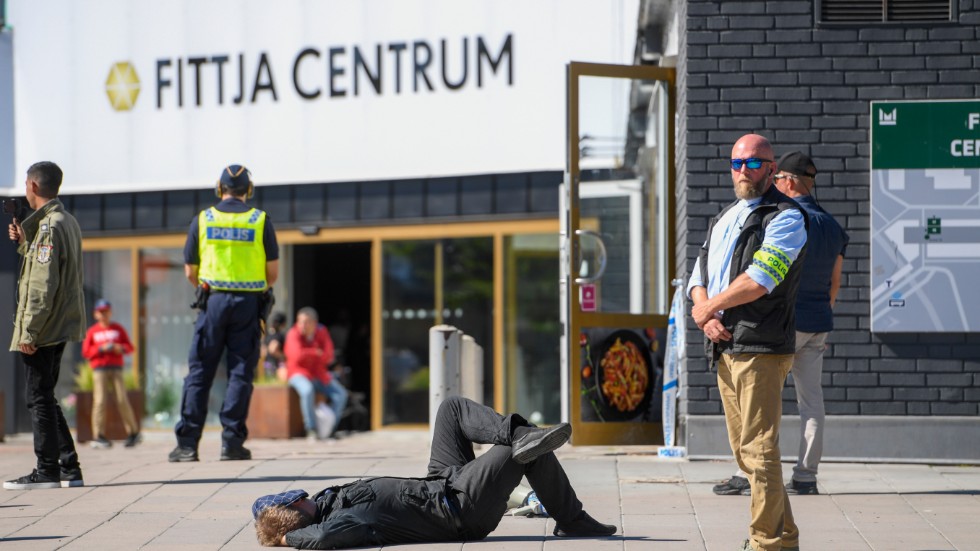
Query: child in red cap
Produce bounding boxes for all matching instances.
[80,299,141,448]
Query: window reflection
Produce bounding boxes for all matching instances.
[140,248,225,428]
[381,238,493,425]
[504,234,561,424]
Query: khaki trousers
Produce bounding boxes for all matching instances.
[92,367,139,438]
[718,353,799,551]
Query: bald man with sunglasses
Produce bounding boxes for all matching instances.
[687,134,808,551]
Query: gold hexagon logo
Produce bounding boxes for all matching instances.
[105,62,141,111]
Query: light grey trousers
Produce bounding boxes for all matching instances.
[789,331,827,483]
[733,331,828,483]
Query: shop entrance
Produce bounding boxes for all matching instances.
[292,242,372,422]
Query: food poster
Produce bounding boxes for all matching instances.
[579,327,664,423]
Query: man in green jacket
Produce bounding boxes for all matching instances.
[4,161,87,491]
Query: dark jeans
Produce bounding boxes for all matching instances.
[428,397,583,539]
[175,292,260,449]
[22,343,79,477]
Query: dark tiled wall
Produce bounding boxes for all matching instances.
[61,171,563,236]
[678,0,980,416]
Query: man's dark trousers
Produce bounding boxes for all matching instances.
[428,397,583,539]
[23,343,80,477]
[175,292,260,450]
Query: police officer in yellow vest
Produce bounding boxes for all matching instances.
[169,164,279,463]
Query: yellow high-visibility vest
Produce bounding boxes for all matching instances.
[197,207,267,291]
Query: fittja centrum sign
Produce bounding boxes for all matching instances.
[8,0,636,194]
[872,100,980,169]
[152,36,513,109]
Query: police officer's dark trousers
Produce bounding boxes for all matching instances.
[22,343,80,477]
[176,292,260,450]
[428,396,583,539]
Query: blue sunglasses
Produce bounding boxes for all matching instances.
[730,158,773,170]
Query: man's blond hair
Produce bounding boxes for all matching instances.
[255,506,309,546]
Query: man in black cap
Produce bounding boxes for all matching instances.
[772,151,848,494]
[169,164,279,463]
[252,397,616,548]
[712,151,848,499]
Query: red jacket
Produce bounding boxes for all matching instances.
[284,323,335,384]
[81,322,134,369]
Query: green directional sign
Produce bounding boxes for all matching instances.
[871,100,980,169]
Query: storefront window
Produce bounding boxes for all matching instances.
[381,238,493,425]
[503,234,561,424]
[140,248,223,428]
[61,249,134,427]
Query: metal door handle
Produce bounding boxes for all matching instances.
[574,229,607,285]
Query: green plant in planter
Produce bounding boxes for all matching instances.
[74,362,141,391]
[148,381,179,417]
[254,369,288,387]
[402,366,430,391]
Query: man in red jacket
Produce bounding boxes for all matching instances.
[80,299,141,448]
[284,307,348,439]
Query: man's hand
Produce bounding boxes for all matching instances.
[19,343,37,355]
[702,318,732,343]
[9,218,24,245]
[691,300,720,329]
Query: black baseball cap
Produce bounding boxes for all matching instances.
[777,151,818,178]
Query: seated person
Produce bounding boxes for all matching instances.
[253,396,616,548]
[284,307,348,439]
[262,312,288,380]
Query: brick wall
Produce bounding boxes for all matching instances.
[677,0,980,417]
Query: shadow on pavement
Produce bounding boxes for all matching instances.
[0,536,67,542]
[482,535,678,542]
[96,475,351,487]
[826,489,980,496]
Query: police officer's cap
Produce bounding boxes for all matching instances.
[219,164,253,193]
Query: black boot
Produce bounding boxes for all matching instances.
[553,511,617,537]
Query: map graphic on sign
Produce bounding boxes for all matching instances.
[871,100,980,332]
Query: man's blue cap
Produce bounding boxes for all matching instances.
[94,299,112,311]
[252,489,309,519]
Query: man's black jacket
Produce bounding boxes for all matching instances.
[284,476,462,549]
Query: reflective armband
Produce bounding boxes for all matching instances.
[752,245,792,284]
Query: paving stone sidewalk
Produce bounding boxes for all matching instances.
[1,430,979,550]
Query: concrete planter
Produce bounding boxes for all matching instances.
[246,385,305,439]
[74,390,144,443]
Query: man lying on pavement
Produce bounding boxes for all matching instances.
[252,396,616,549]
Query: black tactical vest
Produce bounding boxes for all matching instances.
[698,185,809,361]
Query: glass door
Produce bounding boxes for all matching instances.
[380,238,494,425]
[561,62,675,445]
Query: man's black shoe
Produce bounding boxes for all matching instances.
[60,465,85,488]
[712,475,750,496]
[220,446,252,461]
[785,479,819,495]
[124,432,143,448]
[553,511,617,537]
[512,423,572,464]
[168,446,199,463]
[4,469,61,490]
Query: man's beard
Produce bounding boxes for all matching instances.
[734,176,766,200]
